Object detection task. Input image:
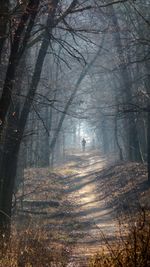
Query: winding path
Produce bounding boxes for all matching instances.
[58,151,116,265]
[21,151,117,266]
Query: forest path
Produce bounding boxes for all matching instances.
[57,151,117,265]
[19,151,117,266]
[16,150,148,266]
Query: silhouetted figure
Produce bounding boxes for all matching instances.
[82,138,86,152]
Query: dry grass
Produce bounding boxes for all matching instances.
[0,227,71,267]
[1,210,150,267]
[89,208,150,267]
[99,161,149,214]
[1,157,150,266]
[89,161,150,266]
[0,167,72,267]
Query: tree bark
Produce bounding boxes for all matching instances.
[0,106,20,239]
[0,0,40,134]
[147,109,150,183]
[0,0,9,60]
[114,115,123,160]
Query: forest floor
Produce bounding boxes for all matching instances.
[14,150,149,266]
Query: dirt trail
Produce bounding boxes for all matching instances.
[58,151,117,265]
[19,151,117,266]
[15,150,149,266]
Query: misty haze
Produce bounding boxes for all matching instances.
[0,0,150,266]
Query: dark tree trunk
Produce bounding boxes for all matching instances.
[0,149,18,234]
[0,108,20,239]
[128,114,143,161]
[101,120,109,154]
[114,115,123,160]
[0,0,40,134]
[147,109,150,184]
[0,0,9,60]
[41,106,51,167]
[145,62,150,183]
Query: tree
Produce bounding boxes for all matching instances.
[0,0,9,59]
[0,0,40,135]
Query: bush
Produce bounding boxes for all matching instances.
[0,228,70,267]
[89,208,150,267]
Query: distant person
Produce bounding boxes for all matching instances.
[82,138,86,152]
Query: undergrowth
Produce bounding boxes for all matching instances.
[89,208,150,267]
[0,227,71,267]
[1,209,150,267]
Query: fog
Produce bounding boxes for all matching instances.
[0,0,150,265]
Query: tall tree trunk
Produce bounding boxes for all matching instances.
[0,0,9,60]
[101,120,110,154]
[147,108,150,184]
[42,106,50,167]
[0,0,40,134]
[0,105,20,239]
[145,62,150,183]
[114,115,123,160]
